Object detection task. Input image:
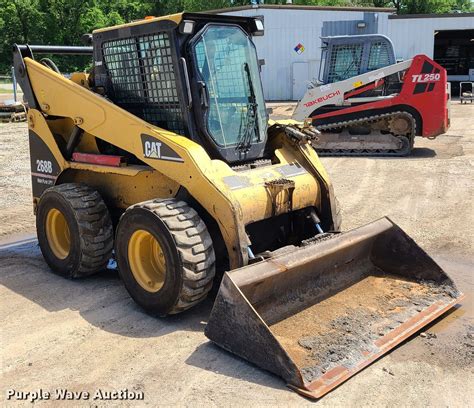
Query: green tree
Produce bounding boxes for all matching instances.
[452,0,474,11]
[1,0,472,74]
[184,0,229,11]
[365,0,472,13]
[0,0,46,74]
[96,0,149,22]
[401,0,453,13]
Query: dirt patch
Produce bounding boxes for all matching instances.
[416,324,474,369]
[268,102,297,120]
[449,328,474,367]
[270,274,458,383]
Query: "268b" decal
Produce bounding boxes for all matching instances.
[36,159,53,174]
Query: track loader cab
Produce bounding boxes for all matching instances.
[319,34,396,84]
[13,12,461,400]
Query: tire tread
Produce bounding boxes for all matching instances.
[128,198,215,314]
[45,183,113,278]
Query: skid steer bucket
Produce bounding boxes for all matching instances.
[205,217,462,399]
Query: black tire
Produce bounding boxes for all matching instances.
[115,199,216,316]
[36,183,113,278]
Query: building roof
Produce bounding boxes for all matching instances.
[207,4,396,14]
[389,12,474,19]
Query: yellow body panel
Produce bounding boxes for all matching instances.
[28,110,180,209]
[62,167,180,209]
[93,13,183,34]
[25,58,335,268]
[69,72,90,89]
[47,117,99,154]
[28,109,67,170]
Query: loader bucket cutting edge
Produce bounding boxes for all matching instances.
[205,217,462,399]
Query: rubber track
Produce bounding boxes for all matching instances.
[52,183,113,277]
[314,111,415,157]
[129,199,216,314]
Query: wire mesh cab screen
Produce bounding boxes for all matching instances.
[102,32,186,135]
[327,44,363,83]
[368,41,392,71]
[322,35,396,84]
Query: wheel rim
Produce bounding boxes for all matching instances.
[128,229,166,293]
[45,208,71,259]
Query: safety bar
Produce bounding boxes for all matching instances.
[14,45,93,55]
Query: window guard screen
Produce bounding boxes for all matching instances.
[368,41,391,71]
[327,44,363,83]
[102,32,186,135]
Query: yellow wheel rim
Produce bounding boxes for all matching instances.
[45,208,71,260]
[128,229,166,293]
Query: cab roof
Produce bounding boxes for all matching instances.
[93,12,260,35]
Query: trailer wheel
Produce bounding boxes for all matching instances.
[36,183,113,278]
[115,199,216,316]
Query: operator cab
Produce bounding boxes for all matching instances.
[92,13,267,164]
[319,34,396,84]
[311,34,401,103]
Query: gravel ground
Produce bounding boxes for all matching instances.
[0,123,34,241]
[0,103,473,407]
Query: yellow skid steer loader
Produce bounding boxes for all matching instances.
[13,13,461,399]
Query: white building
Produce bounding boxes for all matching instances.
[214,4,474,100]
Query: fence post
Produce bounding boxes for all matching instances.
[11,66,17,102]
